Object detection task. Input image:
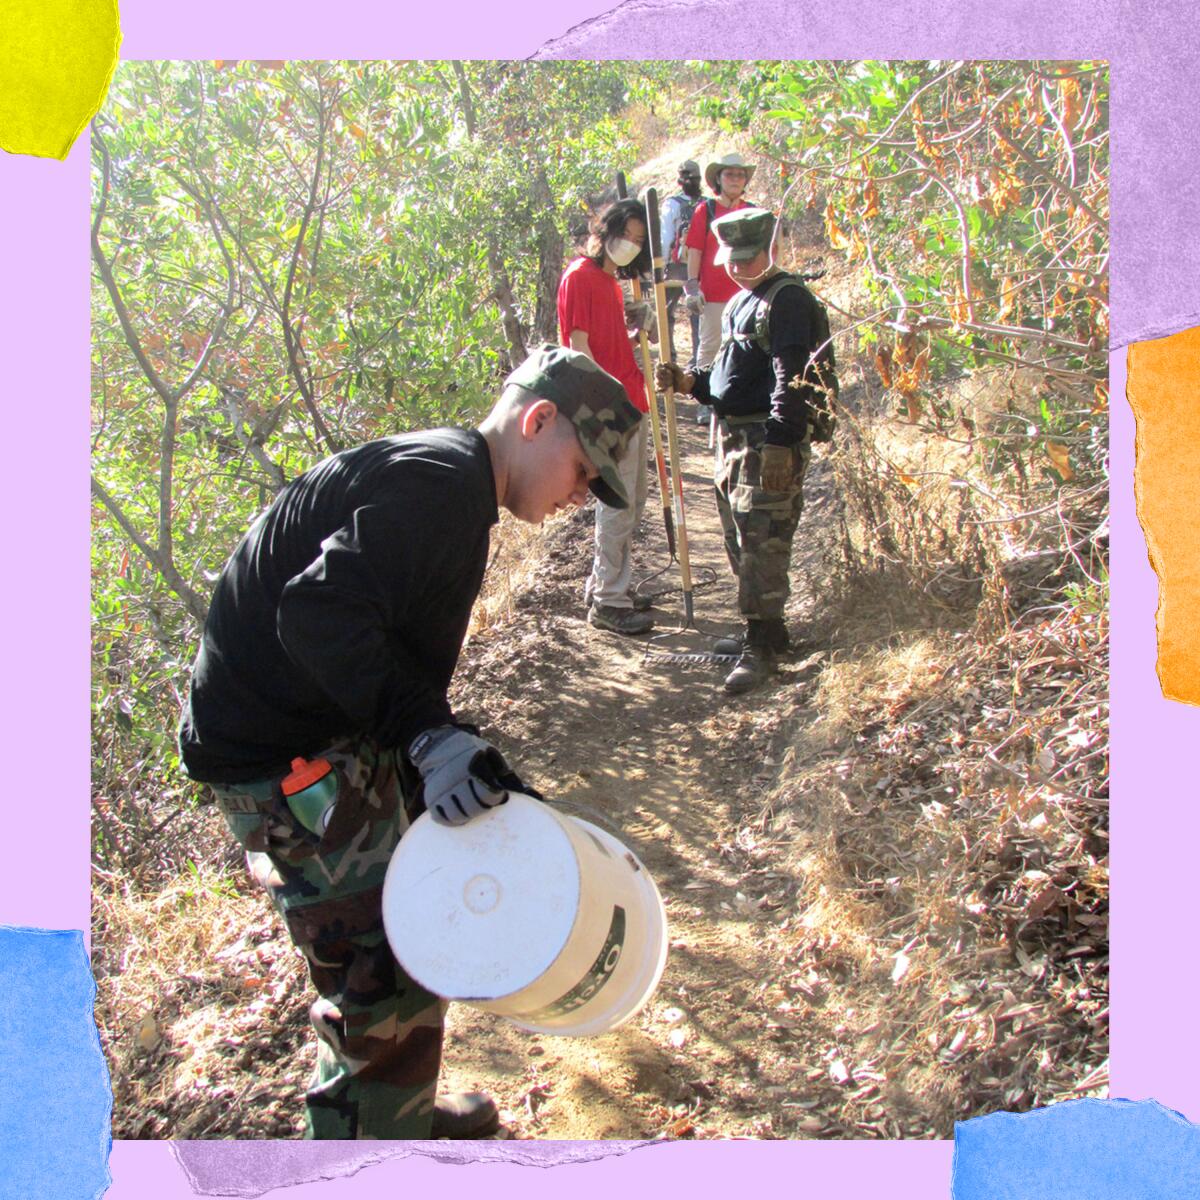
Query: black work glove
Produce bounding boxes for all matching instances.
[409,725,533,826]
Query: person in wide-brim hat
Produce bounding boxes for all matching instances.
[704,152,757,193]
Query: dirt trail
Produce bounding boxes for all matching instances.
[440,414,845,1140]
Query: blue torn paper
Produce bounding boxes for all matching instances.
[954,1098,1200,1199]
[0,927,112,1199]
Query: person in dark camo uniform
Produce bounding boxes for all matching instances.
[656,207,839,695]
[178,346,642,1140]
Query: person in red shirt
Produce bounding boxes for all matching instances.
[685,153,756,391]
[557,198,656,636]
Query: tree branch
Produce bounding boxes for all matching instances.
[280,69,338,452]
[91,475,209,623]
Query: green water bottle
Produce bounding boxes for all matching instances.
[281,757,338,835]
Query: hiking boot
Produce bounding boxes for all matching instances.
[588,603,654,636]
[431,1091,501,1139]
[714,619,789,658]
[723,646,775,694]
[585,584,653,612]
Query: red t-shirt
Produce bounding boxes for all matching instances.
[556,257,648,413]
[685,197,751,305]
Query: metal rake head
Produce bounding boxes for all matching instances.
[641,620,738,668]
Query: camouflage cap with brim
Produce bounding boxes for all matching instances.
[712,206,776,266]
[505,344,642,509]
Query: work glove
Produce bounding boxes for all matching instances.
[654,361,694,395]
[409,725,526,826]
[624,300,652,333]
[684,278,705,316]
[759,443,796,493]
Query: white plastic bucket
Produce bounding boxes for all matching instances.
[381,794,668,1036]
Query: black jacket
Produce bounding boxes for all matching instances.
[179,429,498,783]
[691,271,832,446]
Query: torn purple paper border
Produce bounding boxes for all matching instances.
[173,1139,657,1194]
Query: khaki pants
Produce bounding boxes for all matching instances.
[696,299,730,370]
[587,417,649,607]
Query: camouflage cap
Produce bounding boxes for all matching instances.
[505,344,642,509]
[712,206,776,266]
[678,158,700,177]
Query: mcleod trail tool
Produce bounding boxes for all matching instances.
[616,171,675,573]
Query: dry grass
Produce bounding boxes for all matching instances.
[94,859,309,1138]
[469,510,573,637]
[748,589,1108,1134]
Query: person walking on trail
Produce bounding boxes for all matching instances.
[659,159,704,371]
[177,345,643,1140]
[656,208,839,695]
[684,152,756,423]
[557,197,657,637]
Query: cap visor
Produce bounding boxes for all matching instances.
[713,243,733,266]
[589,477,629,510]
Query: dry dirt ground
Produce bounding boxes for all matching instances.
[436,415,850,1140]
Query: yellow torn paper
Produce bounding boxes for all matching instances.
[1127,325,1200,705]
[0,0,121,160]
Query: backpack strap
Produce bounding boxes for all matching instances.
[752,275,805,354]
[699,197,717,256]
[669,194,699,262]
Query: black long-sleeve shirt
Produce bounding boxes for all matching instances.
[690,271,831,446]
[179,429,498,783]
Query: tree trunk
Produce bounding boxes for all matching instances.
[531,166,565,345]
[488,241,527,370]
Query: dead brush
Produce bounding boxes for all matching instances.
[469,511,558,636]
[755,589,1107,1132]
[830,358,1106,623]
[93,863,308,1138]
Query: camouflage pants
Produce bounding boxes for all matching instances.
[713,418,811,621]
[210,736,446,1139]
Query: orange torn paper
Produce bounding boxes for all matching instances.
[1127,325,1200,705]
[0,0,121,160]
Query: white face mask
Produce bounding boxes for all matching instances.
[605,237,641,268]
